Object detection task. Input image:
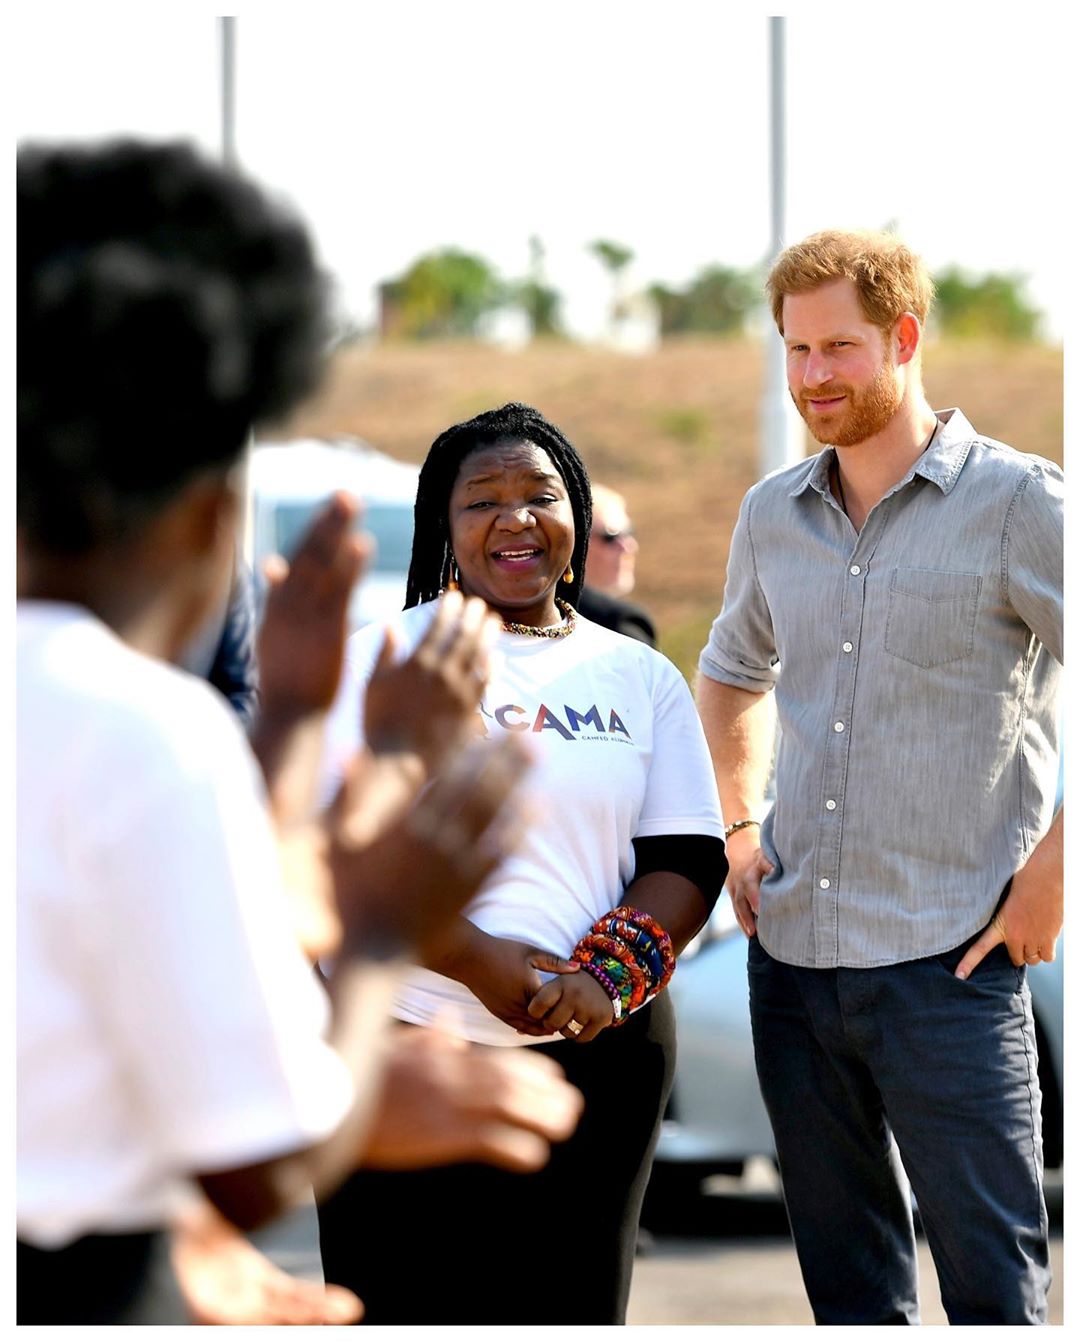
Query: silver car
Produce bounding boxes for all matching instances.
[250,436,419,634]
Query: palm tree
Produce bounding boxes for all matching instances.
[588,239,635,337]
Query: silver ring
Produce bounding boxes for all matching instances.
[566,1020,584,1036]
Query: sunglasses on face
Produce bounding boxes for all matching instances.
[593,528,635,544]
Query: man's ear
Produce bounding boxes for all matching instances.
[894,311,922,367]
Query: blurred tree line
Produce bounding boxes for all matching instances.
[649,266,761,336]
[931,268,1042,341]
[372,241,1046,344]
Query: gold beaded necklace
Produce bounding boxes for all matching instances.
[501,598,577,639]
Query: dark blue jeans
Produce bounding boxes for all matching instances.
[748,934,1050,1325]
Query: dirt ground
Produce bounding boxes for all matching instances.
[252,1180,1064,1326]
[275,336,1063,680]
[626,1232,1065,1325]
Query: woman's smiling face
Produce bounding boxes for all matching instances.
[448,438,575,626]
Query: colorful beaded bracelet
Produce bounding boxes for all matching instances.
[587,934,649,1010]
[578,961,622,1020]
[596,916,666,982]
[571,905,676,1026]
[575,945,639,1018]
[611,906,675,990]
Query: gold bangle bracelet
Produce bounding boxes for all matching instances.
[723,818,761,840]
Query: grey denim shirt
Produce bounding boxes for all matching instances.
[699,408,1063,968]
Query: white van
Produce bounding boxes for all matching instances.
[250,436,419,633]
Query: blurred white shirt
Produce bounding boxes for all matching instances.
[16,603,352,1247]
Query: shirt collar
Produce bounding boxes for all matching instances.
[789,407,978,500]
[910,408,977,493]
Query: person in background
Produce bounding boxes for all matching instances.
[17,140,581,1325]
[316,402,727,1325]
[696,229,1062,1325]
[180,553,261,726]
[576,482,657,646]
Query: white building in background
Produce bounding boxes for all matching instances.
[601,289,661,354]
[476,306,533,351]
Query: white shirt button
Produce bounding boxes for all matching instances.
[842,641,853,653]
[825,799,837,811]
[834,721,845,732]
[819,878,831,889]
[850,564,861,575]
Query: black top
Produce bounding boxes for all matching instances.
[576,587,657,648]
[206,560,259,726]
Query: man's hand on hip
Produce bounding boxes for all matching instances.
[725,827,774,939]
[955,808,1064,979]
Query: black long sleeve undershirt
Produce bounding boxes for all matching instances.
[630,834,728,915]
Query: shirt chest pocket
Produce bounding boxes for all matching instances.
[884,568,982,669]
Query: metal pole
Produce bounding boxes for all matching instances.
[760,15,805,477]
[769,16,785,256]
[219,17,254,560]
[220,17,238,166]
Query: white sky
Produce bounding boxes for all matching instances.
[13,4,1071,340]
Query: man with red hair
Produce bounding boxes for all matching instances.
[697,229,1062,1325]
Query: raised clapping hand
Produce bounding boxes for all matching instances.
[364,589,498,772]
[725,826,774,938]
[526,966,616,1043]
[252,489,372,845]
[257,491,370,716]
[328,734,533,957]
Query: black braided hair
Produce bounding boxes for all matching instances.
[404,402,592,611]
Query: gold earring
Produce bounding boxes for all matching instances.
[562,564,574,584]
[445,558,460,592]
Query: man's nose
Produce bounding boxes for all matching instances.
[802,351,832,387]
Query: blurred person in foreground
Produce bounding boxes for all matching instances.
[696,229,1063,1324]
[16,140,582,1326]
[576,482,657,646]
[316,402,727,1324]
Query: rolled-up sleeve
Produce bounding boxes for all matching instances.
[1004,459,1063,665]
[698,487,780,692]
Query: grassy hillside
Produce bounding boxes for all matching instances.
[275,337,1063,680]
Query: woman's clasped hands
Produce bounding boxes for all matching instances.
[450,929,617,1042]
[526,960,616,1043]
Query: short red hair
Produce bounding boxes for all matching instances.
[767,230,934,336]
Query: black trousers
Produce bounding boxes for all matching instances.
[17,1228,187,1324]
[317,992,676,1325]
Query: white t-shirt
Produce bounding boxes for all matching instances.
[323,602,724,1046]
[17,603,353,1248]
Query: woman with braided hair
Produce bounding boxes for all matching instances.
[317,402,727,1324]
